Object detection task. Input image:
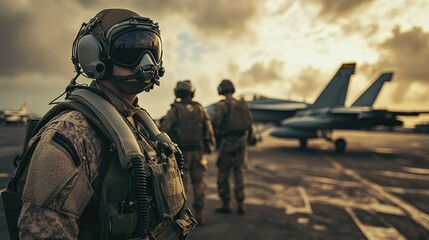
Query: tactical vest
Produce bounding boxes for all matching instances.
[172,102,204,150]
[224,99,252,136]
[2,87,196,240]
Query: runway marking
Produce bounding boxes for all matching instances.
[384,186,429,195]
[375,170,429,181]
[374,147,395,154]
[297,186,313,215]
[303,176,361,187]
[312,196,404,216]
[402,166,429,175]
[229,183,314,216]
[346,207,406,240]
[321,153,429,232]
[274,185,313,215]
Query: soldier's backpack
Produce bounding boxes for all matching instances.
[172,102,204,150]
[224,99,252,136]
[2,87,196,240]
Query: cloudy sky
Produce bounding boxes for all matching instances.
[1,0,429,126]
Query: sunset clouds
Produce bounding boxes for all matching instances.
[1,0,428,125]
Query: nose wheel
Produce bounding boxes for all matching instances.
[334,138,346,153]
[321,130,347,152]
[299,138,308,148]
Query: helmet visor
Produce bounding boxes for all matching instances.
[110,30,162,68]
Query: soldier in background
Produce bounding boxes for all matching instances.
[161,80,216,225]
[212,79,253,215]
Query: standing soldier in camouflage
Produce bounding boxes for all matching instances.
[161,80,215,225]
[13,9,196,239]
[212,79,253,215]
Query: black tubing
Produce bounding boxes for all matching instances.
[131,157,149,237]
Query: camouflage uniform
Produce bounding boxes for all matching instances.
[17,81,179,239]
[212,97,252,207]
[161,99,215,222]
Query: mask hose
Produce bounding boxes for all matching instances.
[130,156,150,237]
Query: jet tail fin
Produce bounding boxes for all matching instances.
[19,102,27,113]
[351,72,393,107]
[312,63,355,107]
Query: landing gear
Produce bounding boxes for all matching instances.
[299,139,308,148]
[320,130,347,152]
[334,138,346,153]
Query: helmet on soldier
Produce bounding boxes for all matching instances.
[72,8,165,94]
[174,80,195,99]
[217,79,235,95]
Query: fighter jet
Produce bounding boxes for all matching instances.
[247,63,356,124]
[0,103,29,124]
[270,72,429,152]
[205,63,356,123]
[205,63,356,146]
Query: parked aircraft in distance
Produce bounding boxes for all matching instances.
[270,72,429,152]
[0,103,30,124]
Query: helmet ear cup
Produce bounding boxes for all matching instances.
[218,79,235,95]
[77,34,106,79]
[217,85,224,95]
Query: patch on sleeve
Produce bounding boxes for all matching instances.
[52,132,81,167]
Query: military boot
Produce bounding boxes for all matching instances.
[195,208,205,226]
[237,201,245,215]
[215,201,232,214]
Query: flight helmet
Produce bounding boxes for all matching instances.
[217,79,235,95]
[71,8,165,94]
[174,80,195,99]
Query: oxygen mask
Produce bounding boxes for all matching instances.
[110,29,165,94]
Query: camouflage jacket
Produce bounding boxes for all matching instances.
[18,81,159,239]
[161,98,215,153]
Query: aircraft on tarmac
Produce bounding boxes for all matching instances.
[0,103,30,124]
[205,63,428,152]
[206,63,357,122]
[270,72,429,152]
[247,63,356,124]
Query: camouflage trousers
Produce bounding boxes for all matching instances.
[182,150,207,211]
[217,136,247,203]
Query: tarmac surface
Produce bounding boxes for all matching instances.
[0,125,428,239]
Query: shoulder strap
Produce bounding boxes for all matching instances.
[191,101,205,117]
[8,100,112,189]
[68,89,144,169]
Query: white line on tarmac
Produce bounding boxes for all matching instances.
[303,176,361,187]
[321,153,429,232]
[313,196,404,216]
[384,186,429,195]
[297,186,313,215]
[402,167,429,175]
[375,170,429,181]
[345,207,406,240]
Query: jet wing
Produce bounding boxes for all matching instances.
[249,103,308,111]
[388,110,429,116]
[249,103,308,124]
[328,108,429,117]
